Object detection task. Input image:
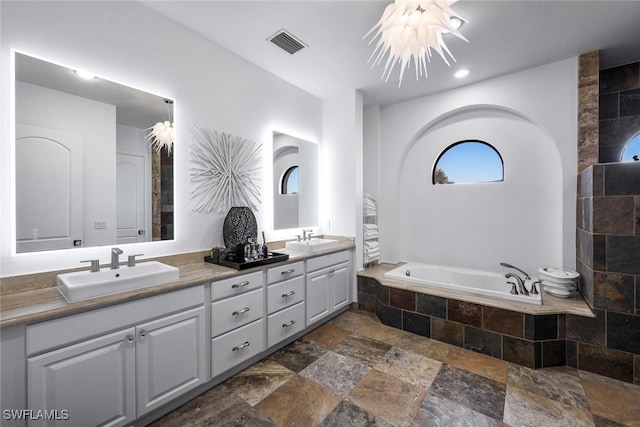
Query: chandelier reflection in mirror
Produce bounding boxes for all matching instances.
[147,99,175,154]
[190,126,262,214]
[364,0,468,86]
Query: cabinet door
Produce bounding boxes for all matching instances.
[136,306,206,416]
[28,328,136,427]
[306,268,330,324]
[331,262,350,311]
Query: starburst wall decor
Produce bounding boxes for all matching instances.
[190,125,262,214]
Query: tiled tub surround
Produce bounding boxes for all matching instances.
[357,263,635,386]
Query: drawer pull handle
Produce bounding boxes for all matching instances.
[232,341,250,352]
[282,320,296,328]
[231,281,250,289]
[232,307,250,316]
[281,268,295,275]
[282,290,296,298]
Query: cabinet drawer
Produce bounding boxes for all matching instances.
[306,250,350,272]
[211,288,264,337]
[266,261,304,284]
[211,271,263,301]
[211,319,265,378]
[267,275,304,314]
[267,302,305,348]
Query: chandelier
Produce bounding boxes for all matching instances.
[147,99,175,155]
[364,0,468,86]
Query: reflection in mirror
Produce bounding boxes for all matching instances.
[14,52,174,253]
[272,132,319,230]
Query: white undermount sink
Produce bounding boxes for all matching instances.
[57,261,179,302]
[285,238,340,253]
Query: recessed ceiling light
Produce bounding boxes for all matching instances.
[454,69,469,79]
[73,69,96,80]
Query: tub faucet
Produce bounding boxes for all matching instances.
[111,247,123,269]
[505,272,529,296]
[500,262,531,280]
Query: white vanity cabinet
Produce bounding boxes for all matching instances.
[266,261,305,347]
[26,286,206,427]
[211,271,265,378]
[305,251,351,325]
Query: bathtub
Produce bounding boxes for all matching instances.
[383,262,542,305]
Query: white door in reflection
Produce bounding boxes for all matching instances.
[16,124,83,252]
[116,153,146,244]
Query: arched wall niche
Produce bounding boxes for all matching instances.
[394,105,564,275]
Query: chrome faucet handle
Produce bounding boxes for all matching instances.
[529,280,540,295]
[127,254,144,267]
[296,235,301,242]
[307,231,313,240]
[507,280,518,295]
[81,259,100,272]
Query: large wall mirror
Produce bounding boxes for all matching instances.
[14,51,174,253]
[272,131,319,230]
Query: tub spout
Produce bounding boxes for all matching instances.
[505,273,529,296]
[500,262,531,280]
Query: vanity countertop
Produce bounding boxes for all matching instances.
[0,242,354,329]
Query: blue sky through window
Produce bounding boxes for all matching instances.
[284,166,299,194]
[434,141,503,184]
[621,134,640,162]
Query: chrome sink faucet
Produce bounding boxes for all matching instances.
[111,247,123,269]
[302,229,313,241]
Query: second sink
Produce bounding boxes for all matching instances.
[285,238,339,252]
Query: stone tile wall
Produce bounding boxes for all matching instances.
[599,62,640,162]
[573,54,640,385]
[357,277,566,371]
[578,51,600,172]
[575,163,640,384]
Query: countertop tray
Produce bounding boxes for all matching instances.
[205,252,289,270]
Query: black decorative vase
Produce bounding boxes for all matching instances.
[222,207,257,251]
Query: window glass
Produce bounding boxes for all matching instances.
[621,133,640,162]
[433,141,504,185]
[281,166,299,194]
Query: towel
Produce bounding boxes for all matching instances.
[364,240,379,250]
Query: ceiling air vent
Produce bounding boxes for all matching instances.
[268,29,307,55]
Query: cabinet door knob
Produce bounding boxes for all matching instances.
[231,281,250,289]
[232,341,250,352]
[281,290,296,298]
[232,307,250,316]
[282,320,296,328]
[281,268,295,275]
[139,329,147,339]
[125,335,135,344]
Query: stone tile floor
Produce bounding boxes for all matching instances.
[151,309,640,426]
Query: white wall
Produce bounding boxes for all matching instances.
[322,91,362,239]
[374,58,578,275]
[16,81,117,248]
[1,1,322,276]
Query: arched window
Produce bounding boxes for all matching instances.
[621,133,640,162]
[281,166,299,194]
[432,140,504,185]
